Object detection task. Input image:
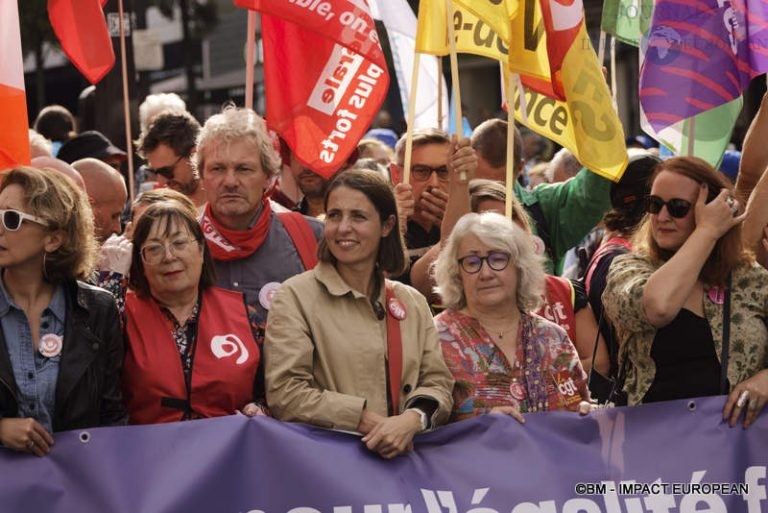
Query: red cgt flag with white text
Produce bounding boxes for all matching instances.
[234,0,389,178]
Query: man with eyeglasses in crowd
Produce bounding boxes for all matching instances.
[136,111,207,209]
[388,128,452,284]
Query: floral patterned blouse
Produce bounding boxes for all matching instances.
[434,309,588,421]
[603,253,768,405]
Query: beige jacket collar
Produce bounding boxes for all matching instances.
[314,261,385,302]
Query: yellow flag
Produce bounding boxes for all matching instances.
[507,0,550,84]
[508,0,626,180]
[415,0,627,179]
[416,0,509,61]
[454,0,517,43]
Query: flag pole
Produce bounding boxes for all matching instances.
[610,35,617,110]
[505,72,516,219]
[118,0,135,202]
[687,116,696,156]
[402,52,421,185]
[499,62,529,125]
[446,0,465,180]
[516,74,529,125]
[437,58,443,128]
[598,30,606,66]
[245,11,257,110]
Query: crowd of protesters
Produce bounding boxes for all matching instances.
[2,89,767,460]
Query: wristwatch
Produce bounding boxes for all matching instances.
[409,407,429,432]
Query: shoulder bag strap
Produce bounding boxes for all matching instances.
[277,211,319,270]
[385,282,403,415]
[720,273,733,395]
[587,305,604,387]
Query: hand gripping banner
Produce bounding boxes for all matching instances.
[1,397,766,512]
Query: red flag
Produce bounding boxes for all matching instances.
[0,1,30,171]
[234,0,389,178]
[48,0,115,84]
[537,0,583,99]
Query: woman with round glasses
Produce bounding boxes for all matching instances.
[433,212,589,423]
[122,201,263,424]
[603,156,768,427]
[0,167,126,456]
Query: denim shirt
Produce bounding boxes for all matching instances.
[0,279,66,433]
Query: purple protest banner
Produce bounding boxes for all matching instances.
[0,396,766,512]
[640,0,768,132]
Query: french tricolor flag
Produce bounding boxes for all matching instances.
[0,0,30,171]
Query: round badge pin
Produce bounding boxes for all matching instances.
[39,333,63,358]
[531,235,546,256]
[509,381,526,401]
[707,287,725,305]
[259,282,282,310]
[388,297,406,320]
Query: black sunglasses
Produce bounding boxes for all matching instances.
[147,154,185,180]
[646,195,692,218]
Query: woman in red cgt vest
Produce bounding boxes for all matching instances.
[122,201,263,424]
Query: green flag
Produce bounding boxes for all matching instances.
[600,0,652,46]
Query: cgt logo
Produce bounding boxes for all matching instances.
[557,376,577,397]
[210,334,249,365]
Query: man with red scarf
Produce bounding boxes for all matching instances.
[195,106,323,344]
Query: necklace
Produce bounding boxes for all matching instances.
[465,307,520,340]
[477,320,518,340]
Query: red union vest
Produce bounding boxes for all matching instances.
[536,275,577,342]
[123,287,260,425]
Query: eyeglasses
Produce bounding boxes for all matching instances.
[457,251,511,274]
[411,164,450,182]
[147,154,185,180]
[0,209,48,231]
[646,195,692,218]
[140,238,198,265]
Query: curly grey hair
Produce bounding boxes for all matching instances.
[193,105,282,178]
[433,212,546,312]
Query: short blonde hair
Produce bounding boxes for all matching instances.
[132,188,197,218]
[29,129,53,158]
[194,105,282,178]
[468,178,531,232]
[433,212,545,311]
[138,93,187,133]
[1,167,97,283]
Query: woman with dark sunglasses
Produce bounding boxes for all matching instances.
[0,167,127,456]
[603,156,768,428]
[432,212,590,423]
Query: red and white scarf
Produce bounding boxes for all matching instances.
[200,199,272,261]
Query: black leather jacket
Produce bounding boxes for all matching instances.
[0,280,127,432]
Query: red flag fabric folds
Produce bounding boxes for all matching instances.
[234,0,389,178]
[48,0,115,84]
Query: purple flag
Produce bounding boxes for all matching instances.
[640,0,768,132]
